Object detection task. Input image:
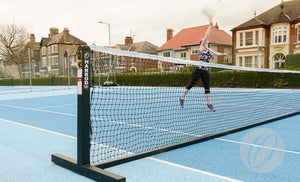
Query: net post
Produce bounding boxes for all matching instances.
[51,45,126,182]
[77,45,91,166]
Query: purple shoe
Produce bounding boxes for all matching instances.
[206,104,215,112]
[179,98,184,108]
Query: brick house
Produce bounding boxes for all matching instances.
[232,0,300,69]
[112,36,161,72]
[40,27,86,77]
[157,24,232,69]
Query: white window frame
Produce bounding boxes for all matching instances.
[273,26,287,44]
[273,53,285,69]
[181,52,186,59]
[51,56,59,66]
[121,56,125,65]
[131,57,135,65]
[254,56,258,68]
[51,45,58,54]
[191,49,199,55]
[41,47,46,55]
[245,31,253,46]
[239,32,244,47]
[163,51,171,57]
[239,57,243,67]
[255,31,259,45]
[245,56,252,67]
[42,57,47,67]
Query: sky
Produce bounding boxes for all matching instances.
[0,0,283,47]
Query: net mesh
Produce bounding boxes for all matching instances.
[89,45,300,165]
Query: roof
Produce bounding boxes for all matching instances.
[115,41,159,54]
[65,45,79,56]
[157,25,232,51]
[40,31,86,47]
[233,0,300,30]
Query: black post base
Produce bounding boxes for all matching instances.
[51,153,125,182]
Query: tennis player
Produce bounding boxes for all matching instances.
[179,20,227,111]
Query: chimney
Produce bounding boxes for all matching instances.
[63,28,70,43]
[125,36,133,45]
[280,4,285,13]
[215,23,219,29]
[30,34,35,43]
[49,27,59,37]
[167,29,173,41]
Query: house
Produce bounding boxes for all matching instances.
[107,36,160,72]
[157,24,232,69]
[40,27,86,77]
[231,0,300,69]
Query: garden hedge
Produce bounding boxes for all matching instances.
[1,71,299,88]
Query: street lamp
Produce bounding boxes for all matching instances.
[98,21,111,47]
[64,50,70,89]
[28,48,32,92]
[98,20,115,85]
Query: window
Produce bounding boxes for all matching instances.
[239,57,243,67]
[273,26,287,44]
[42,57,47,67]
[239,33,243,46]
[131,57,135,64]
[274,53,285,69]
[245,32,253,46]
[51,45,58,53]
[254,56,258,68]
[255,31,259,45]
[163,51,171,57]
[191,49,199,55]
[181,52,186,59]
[114,56,120,66]
[41,47,46,55]
[121,57,125,65]
[51,56,59,65]
[245,56,252,67]
[48,47,51,54]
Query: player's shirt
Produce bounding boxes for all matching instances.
[198,48,213,71]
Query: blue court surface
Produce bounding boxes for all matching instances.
[0,86,299,182]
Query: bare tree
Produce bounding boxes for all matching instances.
[0,23,29,78]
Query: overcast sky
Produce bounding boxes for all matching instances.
[0,0,283,47]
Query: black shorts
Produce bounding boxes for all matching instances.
[186,67,210,94]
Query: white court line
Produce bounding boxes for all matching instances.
[0,117,242,182]
[0,103,76,117]
[37,103,76,109]
[147,157,242,182]
[215,138,300,155]
[1,102,299,155]
[0,117,76,139]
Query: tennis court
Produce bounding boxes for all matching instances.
[0,86,299,182]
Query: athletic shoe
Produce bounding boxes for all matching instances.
[206,104,215,112]
[179,98,184,108]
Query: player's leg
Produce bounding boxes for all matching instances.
[179,67,201,108]
[200,70,215,112]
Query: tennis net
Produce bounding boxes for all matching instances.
[88,45,300,166]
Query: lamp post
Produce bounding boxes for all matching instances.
[98,21,114,85]
[98,21,111,47]
[64,50,70,89]
[28,48,32,92]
